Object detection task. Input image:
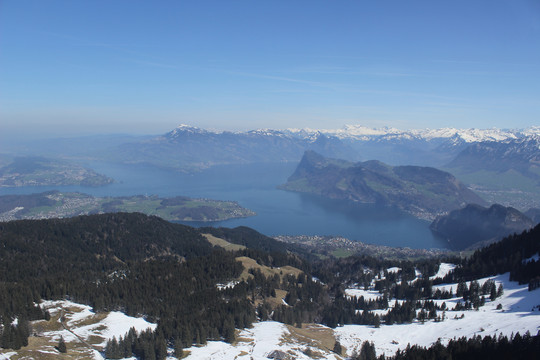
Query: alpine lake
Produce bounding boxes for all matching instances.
[0,162,449,249]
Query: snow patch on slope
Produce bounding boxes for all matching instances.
[94,312,157,346]
[430,263,456,280]
[183,321,337,360]
[40,300,156,347]
[0,352,17,360]
[523,253,539,264]
[345,288,382,301]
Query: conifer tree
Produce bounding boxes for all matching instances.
[57,336,67,353]
[174,338,184,358]
[333,340,343,355]
[497,283,504,297]
[356,340,377,360]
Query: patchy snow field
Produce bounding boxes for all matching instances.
[84,310,157,347]
[41,300,157,347]
[2,272,538,360]
[181,273,539,359]
[345,288,382,301]
[183,321,340,360]
[0,300,158,360]
[336,273,540,357]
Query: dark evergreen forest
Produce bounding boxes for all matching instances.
[0,213,539,358]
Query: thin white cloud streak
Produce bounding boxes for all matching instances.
[126,59,179,69]
[291,64,530,79]
[430,58,540,68]
[335,87,471,102]
[40,30,183,71]
[230,71,332,87]
[227,69,485,105]
[229,70,428,95]
[288,65,417,78]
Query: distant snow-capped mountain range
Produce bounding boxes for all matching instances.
[102,122,536,184]
[287,124,540,143]
[168,123,540,144]
[159,124,540,172]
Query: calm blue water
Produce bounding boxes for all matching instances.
[0,162,449,249]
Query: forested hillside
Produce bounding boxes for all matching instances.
[0,214,310,356]
[1,214,539,359]
[443,224,540,287]
[430,203,534,249]
[281,151,485,220]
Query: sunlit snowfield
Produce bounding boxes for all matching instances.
[181,272,539,359]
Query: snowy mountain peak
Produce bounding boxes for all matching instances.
[522,126,540,137]
[284,125,524,143]
[289,124,531,144]
[340,124,402,136]
[246,129,289,137]
[167,124,225,138]
[168,124,207,136]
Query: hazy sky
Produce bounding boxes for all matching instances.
[1,0,539,136]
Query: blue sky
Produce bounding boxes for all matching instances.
[1,0,539,136]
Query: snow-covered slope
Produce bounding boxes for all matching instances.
[179,273,539,360]
[183,322,318,360]
[429,263,456,280]
[0,300,157,360]
[2,273,538,360]
[337,273,539,357]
